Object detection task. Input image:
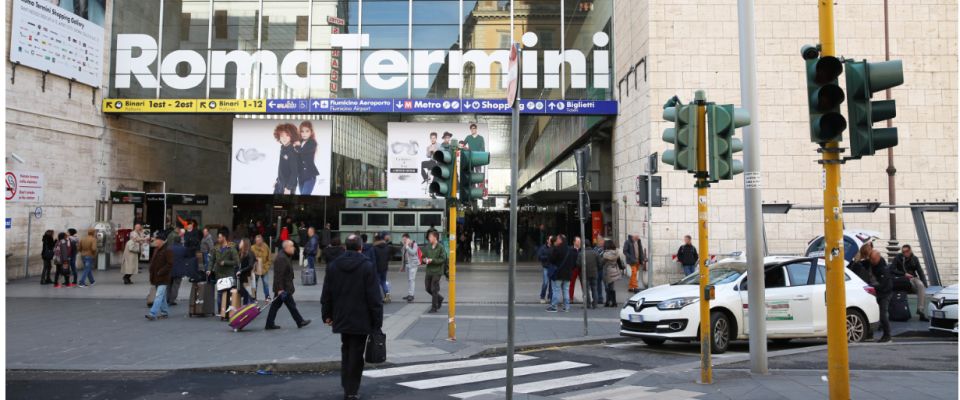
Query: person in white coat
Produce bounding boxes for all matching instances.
[400,233,421,303]
[121,224,148,284]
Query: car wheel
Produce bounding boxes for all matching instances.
[710,311,731,354]
[846,309,867,343]
[641,337,666,347]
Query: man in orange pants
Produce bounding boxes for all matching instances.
[623,234,645,293]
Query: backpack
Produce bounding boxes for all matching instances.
[417,246,424,264]
[53,241,63,265]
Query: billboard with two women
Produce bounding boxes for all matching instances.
[231,119,333,196]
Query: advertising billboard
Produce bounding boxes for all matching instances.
[231,119,332,196]
[9,0,106,87]
[387,122,486,199]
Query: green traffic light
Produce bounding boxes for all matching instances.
[661,104,696,172]
[845,59,903,159]
[803,48,847,145]
[707,104,748,181]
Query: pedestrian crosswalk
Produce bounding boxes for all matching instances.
[362,355,638,399]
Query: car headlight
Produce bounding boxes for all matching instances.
[657,297,699,310]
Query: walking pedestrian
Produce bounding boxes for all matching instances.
[868,250,893,342]
[320,222,332,249]
[593,238,605,306]
[547,235,574,312]
[40,230,56,285]
[67,228,79,287]
[568,236,582,303]
[265,240,311,330]
[236,238,255,305]
[53,232,74,288]
[122,224,148,284]
[623,234,646,292]
[211,228,239,320]
[145,233,174,321]
[422,231,447,313]
[892,244,928,321]
[323,237,346,265]
[251,234,272,301]
[372,232,397,303]
[577,239,601,309]
[602,240,625,307]
[400,233,420,303]
[322,234,384,400]
[77,229,98,287]
[304,227,320,270]
[200,227,215,271]
[169,234,198,305]
[676,235,699,276]
[537,235,554,304]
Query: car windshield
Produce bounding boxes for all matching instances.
[675,263,745,285]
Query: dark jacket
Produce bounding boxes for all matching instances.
[275,144,299,194]
[41,234,56,260]
[149,243,173,286]
[361,243,377,265]
[576,248,601,280]
[211,243,239,280]
[304,235,319,257]
[623,236,638,265]
[237,251,255,286]
[321,251,384,335]
[182,229,201,255]
[537,244,552,267]
[677,243,698,266]
[869,258,894,295]
[891,254,927,286]
[372,241,395,274]
[323,245,345,265]
[848,260,874,285]
[170,242,198,279]
[296,139,321,181]
[320,228,331,248]
[55,239,74,265]
[551,244,575,281]
[272,251,296,295]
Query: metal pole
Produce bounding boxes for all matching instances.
[24,213,32,279]
[448,148,458,341]
[694,90,712,384]
[818,2,850,398]
[646,155,653,289]
[882,0,898,259]
[575,149,589,336]
[737,0,767,375]
[506,76,520,400]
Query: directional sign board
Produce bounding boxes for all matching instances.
[103,98,618,116]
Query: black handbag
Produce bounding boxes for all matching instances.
[364,330,387,364]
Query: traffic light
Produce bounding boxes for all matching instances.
[802,44,847,145]
[661,103,697,172]
[429,143,457,199]
[706,104,748,180]
[844,59,904,159]
[459,149,490,204]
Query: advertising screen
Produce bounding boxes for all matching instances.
[386,122,487,199]
[231,119,332,196]
[9,0,105,87]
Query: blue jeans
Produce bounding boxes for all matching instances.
[306,253,316,270]
[299,177,316,195]
[594,271,605,304]
[540,267,554,300]
[682,264,697,276]
[80,256,95,285]
[203,252,210,271]
[149,285,169,317]
[255,273,271,299]
[551,280,570,310]
[379,270,389,294]
[69,255,78,284]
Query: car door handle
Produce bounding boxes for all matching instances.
[794,295,810,301]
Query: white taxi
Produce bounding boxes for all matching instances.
[619,256,880,353]
[927,284,958,334]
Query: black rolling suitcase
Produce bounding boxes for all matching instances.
[301,268,317,286]
[189,281,216,317]
[889,291,911,322]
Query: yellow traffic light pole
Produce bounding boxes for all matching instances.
[448,149,458,341]
[818,1,850,398]
[694,90,712,384]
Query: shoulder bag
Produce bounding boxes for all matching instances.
[364,330,387,364]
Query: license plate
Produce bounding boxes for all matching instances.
[629,314,644,323]
[933,310,945,319]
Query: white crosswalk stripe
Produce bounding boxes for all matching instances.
[363,355,538,378]
[398,361,589,390]
[450,369,636,399]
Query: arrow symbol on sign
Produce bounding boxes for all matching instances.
[268,101,275,107]
[313,100,320,107]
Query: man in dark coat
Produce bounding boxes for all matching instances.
[167,236,194,306]
[322,234,383,400]
[372,232,398,303]
[146,234,175,321]
[264,240,311,330]
[676,235,699,276]
[320,223,332,249]
[891,244,928,321]
[547,235,574,312]
[868,250,893,342]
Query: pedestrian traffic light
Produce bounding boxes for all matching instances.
[844,59,904,159]
[707,104,748,181]
[430,142,457,199]
[661,103,697,172]
[459,149,490,204]
[802,44,847,145]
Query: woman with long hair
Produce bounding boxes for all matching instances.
[53,232,73,288]
[295,121,321,195]
[273,123,301,195]
[41,230,56,284]
[602,239,625,307]
[236,238,255,305]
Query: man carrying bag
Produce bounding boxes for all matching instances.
[322,234,384,400]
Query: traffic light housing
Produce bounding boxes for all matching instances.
[802,45,847,145]
[707,104,748,180]
[429,142,457,199]
[844,59,904,159]
[661,103,697,172]
[459,149,490,204]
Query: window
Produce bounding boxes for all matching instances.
[341,213,363,226]
[296,15,308,41]
[419,213,442,228]
[786,262,815,286]
[367,213,389,226]
[765,266,787,288]
[180,13,191,41]
[499,32,511,49]
[816,265,851,284]
[393,214,416,227]
[214,10,227,39]
[805,236,861,262]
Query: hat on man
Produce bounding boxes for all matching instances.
[442,131,453,138]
